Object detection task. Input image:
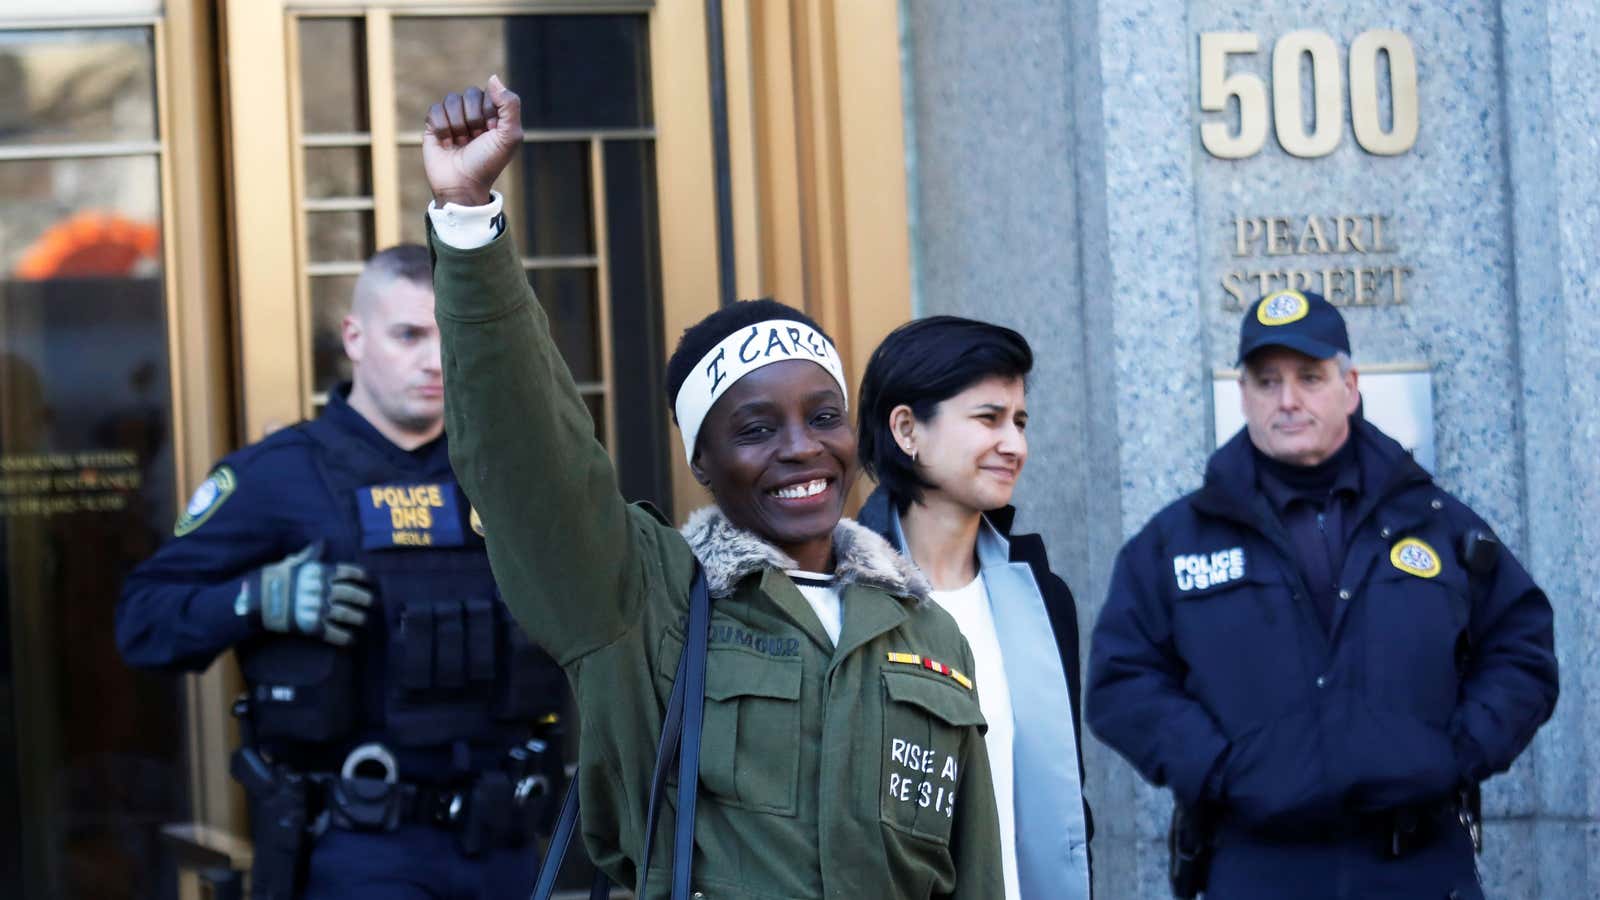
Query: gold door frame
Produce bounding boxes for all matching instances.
[161,0,241,834]
[220,0,913,523]
[665,0,918,515]
[712,0,915,514]
[219,0,719,448]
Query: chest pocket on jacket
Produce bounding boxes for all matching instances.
[1362,561,1470,718]
[879,670,986,844]
[661,640,804,816]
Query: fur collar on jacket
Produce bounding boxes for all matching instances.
[680,506,931,604]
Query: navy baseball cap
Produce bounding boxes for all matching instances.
[1236,289,1350,364]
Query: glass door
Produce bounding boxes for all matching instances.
[0,14,189,898]
[227,0,703,515]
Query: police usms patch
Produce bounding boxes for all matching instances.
[175,466,237,536]
[1389,537,1442,578]
[1257,289,1310,326]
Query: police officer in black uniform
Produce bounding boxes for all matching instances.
[1085,289,1558,900]
[116,245,565,900]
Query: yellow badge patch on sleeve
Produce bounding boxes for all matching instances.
[1390,537,1443,578]
[1257,289,1311,326]
[469,506,484,537]
[175,466,236,536]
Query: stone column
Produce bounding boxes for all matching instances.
[1505,0,1600,894]
[899,0,1095,585]
[902,0,1207,890]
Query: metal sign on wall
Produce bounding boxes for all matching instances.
[1212,364,1436,472]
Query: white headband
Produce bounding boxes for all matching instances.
[673,319,849,460]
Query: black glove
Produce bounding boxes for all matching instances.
[237,541,374,646]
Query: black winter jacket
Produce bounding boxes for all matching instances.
[1086,419,1558,832]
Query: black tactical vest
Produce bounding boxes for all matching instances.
[238,413,559,770]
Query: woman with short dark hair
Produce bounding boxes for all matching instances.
[422,78,1003,900]
[857,316,1092,900]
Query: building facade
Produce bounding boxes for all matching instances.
[901,1,1600,897]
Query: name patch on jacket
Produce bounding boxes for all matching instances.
[357,482,464,549]
[673,616,802,657]
[1173,548,1245,592]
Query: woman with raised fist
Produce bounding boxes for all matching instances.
[421,77,1002,900]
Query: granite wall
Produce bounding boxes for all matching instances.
[899,0,1599,895]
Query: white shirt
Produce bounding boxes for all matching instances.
[427,192,504,249]
[788,570,841,645]
[931,574,1019,900]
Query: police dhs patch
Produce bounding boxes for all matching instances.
[1390,537,1442,578]
[1257,290,1310,326]
[175,466,236,536]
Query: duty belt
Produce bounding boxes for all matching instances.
[1226,798,1465,859]
[315,741,559,855]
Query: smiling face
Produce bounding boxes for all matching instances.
[898,375,1028,514]
[1240,346,1359,466]
[691,359,856,571]
[343,276,445,447]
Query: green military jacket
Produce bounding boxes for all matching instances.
[431,228,1003,899]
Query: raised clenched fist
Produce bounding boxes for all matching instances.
[422,74,524,208]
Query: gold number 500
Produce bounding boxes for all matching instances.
[1199,30,1419,159]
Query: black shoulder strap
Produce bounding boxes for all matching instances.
[531,565,711,900]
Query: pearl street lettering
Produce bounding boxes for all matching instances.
[1236,214,1393,257]
[1220,213,1416,309]
[1173,547,1246,592]
[886,738,959,819]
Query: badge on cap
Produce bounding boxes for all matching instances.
[1257,289,1311,326]
[175,466,236,536]
[1390,537,1442,578]
[469,505,485,537]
